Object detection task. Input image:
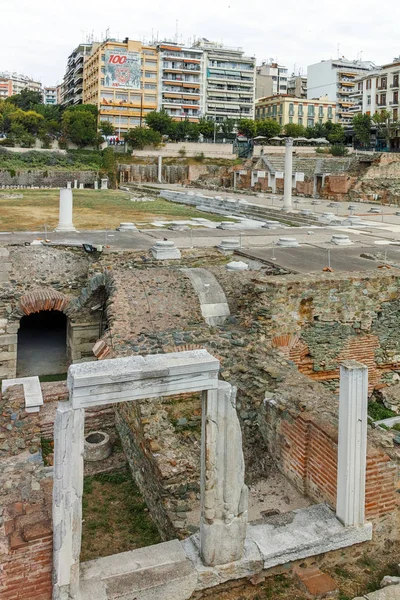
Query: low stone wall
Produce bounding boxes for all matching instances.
[131,142,235,159]
[0,169,97,187]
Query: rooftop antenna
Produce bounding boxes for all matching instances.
[360,50,363,61]
[175,19,179,43]
[337,43,340,58]
[105,27,110,40]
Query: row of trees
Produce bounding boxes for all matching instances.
[352,110,400,149]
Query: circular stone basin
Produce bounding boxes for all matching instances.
[226,261,249,271]
[277,237,299,247]
[331,235,352,245]
[218,238,240,250]
[153,240,176,248]
[84,431,112,462]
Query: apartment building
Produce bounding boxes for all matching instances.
[307,58,376,126]
[60,43,93,106]
[195,39,255,122]
[0,72,42,100]
[351,58,400,122]
[287,75,307,98]
[43,87,58,105]
[255,94,335,127]
[255,61,288,100]
[157,42,203,122]
[83,38,159,134]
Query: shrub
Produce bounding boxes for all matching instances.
[330,144,349,157]
[0,138,15,147]
[178,146,187,157]
[194,152,205,162]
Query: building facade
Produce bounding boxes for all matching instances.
[0,72,42,100]
[351,58,400,122]
[256,61,288,99]
[287,75,307,98]
[83,38,159,135]
[59,43,94,106]
[157,42,203,122]
[195,40,255,122]
[307,58,377,126]
[43,87,58,105]
[255,94,335,127]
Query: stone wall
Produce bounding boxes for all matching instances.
[240,270,400,392]
[0,169,97,187]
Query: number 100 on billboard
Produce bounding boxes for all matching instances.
[104,49,141,89]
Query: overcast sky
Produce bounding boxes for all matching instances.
[2,0,399,86]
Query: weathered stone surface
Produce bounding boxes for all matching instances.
[352,584,400,599]
[151,240,181,260]
[200,382,248,566]
[182,268,230,326]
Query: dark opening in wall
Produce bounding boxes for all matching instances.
[17,310,68,377]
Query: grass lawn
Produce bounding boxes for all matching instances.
[0,188,225,231]
[81,469,161,561]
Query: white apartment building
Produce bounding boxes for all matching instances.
[157,42,203,122]
[307,58,377,126]
[43,87,58,105]
[195,39,256,122]
[0,71,42,100]
[351,58,400,121]
[60,43,93,106]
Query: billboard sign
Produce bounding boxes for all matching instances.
[104,49,141,89]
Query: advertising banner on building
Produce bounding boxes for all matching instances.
[104,49,141,89]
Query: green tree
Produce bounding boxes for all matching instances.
[219,118,236,138]
[352,113,372,147]
[168,119,199,142]
[65,104,99,119]
[62,109,98,147]
[99,121,115,136]
[325,122,345,144]
[237,118,256,138]
[372,109,399,149]
[256,119,281,138]
[15,110,45,134]
[101,147,118,188]
[198,118,215,139]
[145,109,173,135]
[124,127,162,149]
[284,123,306,137]
[6,89,43,110]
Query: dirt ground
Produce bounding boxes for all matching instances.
[0,188,224,231]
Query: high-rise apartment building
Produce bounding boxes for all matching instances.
[194,40,255,122]
[287,75,307,99]
[157,42,203,122]
[83,38,159,134]
[60,43,93,106]
[43,87,58,105]
[307,57,377,126]
[0,72,42,100]
[255,61,288,99]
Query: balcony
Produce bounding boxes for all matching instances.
[391,82,399,89]
[377,85,387,90]
[390,100,399,106]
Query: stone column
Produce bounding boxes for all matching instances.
[94,180,98,190]
[73,180,78,189]
[79,183,84,190]
[56,189,76,232]
[283,137,294,211]
[336,360,368,527]
[157,155,162,183]
[200,381,248,566]
[67,181,72,189]
[53,402,85,600]
[101,178,108,190]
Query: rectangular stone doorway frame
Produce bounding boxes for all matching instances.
[52,350,248,600]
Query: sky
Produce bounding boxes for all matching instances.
[1,0,399,86]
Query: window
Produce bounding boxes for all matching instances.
[380,77,387,90]
[298,117,303,125]
[327,106,333,119]
[145,71,157,79]
[144,50,156,56]
[129,94,141,103]
[289,116,293,123]
[144,83,157,89]
[144,95,156,103]
[307,118,314,127]
[298,104,303,116]
[393,108,398,120]
[318,106,324,117]
[307,104,315,116]
[289,103,294,116]
[367,95,371,105]
[366,79,371,90]
[279,116,282,125]
[380,93,386,106]
[116,92,128,101]
[146,59,157,65]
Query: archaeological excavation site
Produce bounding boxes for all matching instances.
[1,148,400,600]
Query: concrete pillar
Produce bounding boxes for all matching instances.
[52,402,84,600]
[200,382,248,566]
[56,189,76,232]
[66,181,72,189]
[100,178,108,190]
[336,360,368,527]
[283,137,294,211]
[73,180,78,189]
[79,183,84,190]
[157,155,162,183]
[94,180,98,190]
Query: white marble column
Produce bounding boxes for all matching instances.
[200,382,248,566]
[336,360,368,527]
[79,183,84,190]
[283,137,294,211]
[157,155,162,183]
[94,180,98,190]
[52,402,84,600]
[66,181,72,189]
[73,180,78,189]
[56,189,76,232]
[100,178,108,190]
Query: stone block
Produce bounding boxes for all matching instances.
[0,333,18,346]
[2,376,43,412]
[151,240,181,260]
[0,351,17,361]
[0,247,10,258]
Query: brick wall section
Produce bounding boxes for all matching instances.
[278,412,398,520]
[17,290,70,317]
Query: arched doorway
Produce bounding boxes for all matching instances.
[17,310,68,377]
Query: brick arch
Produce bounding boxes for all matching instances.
[13,289,71,320]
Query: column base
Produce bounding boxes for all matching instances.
[55,225,77,232]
